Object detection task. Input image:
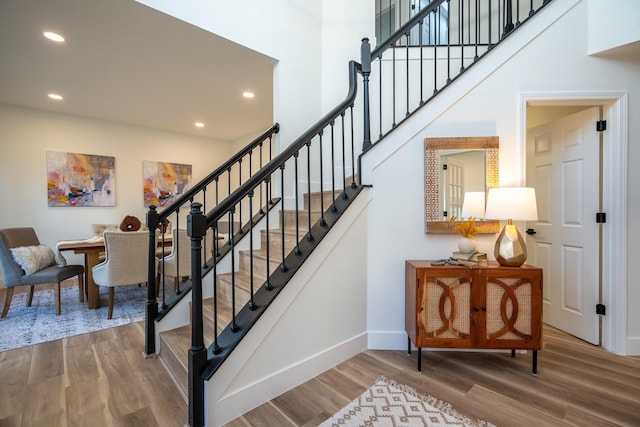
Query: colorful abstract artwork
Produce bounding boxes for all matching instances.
[143,160,192,207]
[47,151,116,207]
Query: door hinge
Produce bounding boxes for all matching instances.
[596,212,606,224]
[596,304,606,315]
[596,120,607,132]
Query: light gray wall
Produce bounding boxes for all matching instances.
[0,104,233,267]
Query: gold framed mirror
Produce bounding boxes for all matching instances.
[424,136,500,234]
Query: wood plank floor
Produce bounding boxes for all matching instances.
[0,321,188,427]
[228,326,640,427]
[1,320,639,426]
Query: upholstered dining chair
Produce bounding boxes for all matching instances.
[156,228,191,293]
[92,231,156,319]
[0,227,85,317]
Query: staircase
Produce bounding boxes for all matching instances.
[157,189,335,401]
[140,1,556,424]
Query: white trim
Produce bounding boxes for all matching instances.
[518,91,628,355]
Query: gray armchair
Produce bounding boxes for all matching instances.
[0,227,85,317]
[92,231,156,319]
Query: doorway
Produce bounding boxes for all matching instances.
[526,106,600,345]
[519,92,628,355]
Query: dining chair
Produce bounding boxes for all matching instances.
[0,227,84,317]
[156,228,191,293]
[92,231,156,319]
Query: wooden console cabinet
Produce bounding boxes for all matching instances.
[405,260,543,374]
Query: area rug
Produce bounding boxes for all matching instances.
[320,377,494,427]
[0,284,148,352]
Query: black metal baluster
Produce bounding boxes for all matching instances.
[349,107,357,188]
[340,117,347,200]
[228,210,238,332]
[447,0,451,83]
[238,159,243,233]
[405,31,410,117]
[175,208,182,295]
[419,18,424,105]
[248,190,256,310]
[489,0,494,47]
[212,221,220,354]
[279,166,288,272]
[433,9,438,94]
[293,151,301,255]
[201,187,208,267]
[319,129,326,226]
[378,56,383,139]
[474,0,480,61]
[460,0,466,72]
[259,141,265,214]
[264,177,272,291]
[392,41,397,128]
[306,142,314,242]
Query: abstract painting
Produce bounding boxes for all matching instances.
[47,151,116,207]
[143,160,192,207]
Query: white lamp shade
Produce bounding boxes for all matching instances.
[460,191,486,219]
[484,187,538,221]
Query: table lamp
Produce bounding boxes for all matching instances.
[484,187,538,267]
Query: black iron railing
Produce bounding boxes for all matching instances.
[144,1,553,425]
[364,0,551,148]
[185,60,363,425]
[144,123,279,356]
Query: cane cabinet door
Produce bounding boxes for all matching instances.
[407,262,475,349]
[479,265,543,350]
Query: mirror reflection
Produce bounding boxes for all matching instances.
[424,136,500,234]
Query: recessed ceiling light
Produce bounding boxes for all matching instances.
[242,91,255,99]
[48,93,63,101]
[43,31,65,43]
[194,122,205,128]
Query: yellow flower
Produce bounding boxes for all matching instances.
[451,217,479,238]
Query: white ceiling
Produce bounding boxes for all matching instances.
[0,0,276,142]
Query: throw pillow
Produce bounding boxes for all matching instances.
[10,245,56,275]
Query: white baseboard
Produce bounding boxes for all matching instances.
[367,330,409,350]
[626,337,640,356]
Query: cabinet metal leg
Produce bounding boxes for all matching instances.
[417,348,422,372]
[532,350,538,376]
[407,336,411,355]
[511,349,516,357]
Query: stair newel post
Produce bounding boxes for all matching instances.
[187,202,206,427]
[144,205,159,356]
[360,37,372,152]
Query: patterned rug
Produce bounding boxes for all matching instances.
[0,284,148,352]
[320,377,494,427]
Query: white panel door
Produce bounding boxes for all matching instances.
[526,107,600,344]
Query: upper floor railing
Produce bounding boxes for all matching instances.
[363,0,551,148]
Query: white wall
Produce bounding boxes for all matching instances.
[587,0,640,55]
[135,0,374,207]
[0,104,232,266]
[362,0,640,354]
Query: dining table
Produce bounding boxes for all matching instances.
[56,234,172,309]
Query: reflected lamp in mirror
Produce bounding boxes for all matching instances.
[460,191,486,219]
[424,136,500,234]
[484,187,538,267]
